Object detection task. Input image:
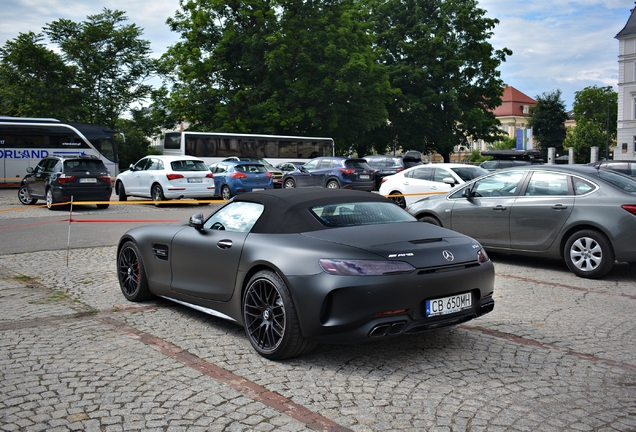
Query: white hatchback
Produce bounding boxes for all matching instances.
[115,155,215,204]
[379,163,488,208]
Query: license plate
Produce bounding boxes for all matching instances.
[187,178,203,183]
[359,174,370,179]
[426,293,472,317]
[252,188,264,191]
[79,178,97,183]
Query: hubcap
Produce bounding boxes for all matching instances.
[570,237,602,272]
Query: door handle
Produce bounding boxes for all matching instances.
[217,240,232,249]
[492,205,507,211]
[551,204,568,210]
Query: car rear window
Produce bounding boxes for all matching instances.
[171,160,209,171]
[344,160,373,170]
[310,202,415,227]
[597,170,636,192]
[64,159,107,172]
[235,164,267,173]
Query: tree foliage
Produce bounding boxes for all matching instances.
[563,120,607,164]
[527,89,568,154]
[572,85,617,147]
[0,32,81,119]
[371,0,511,162]
[44,9,156,129]
[160,0,393,154]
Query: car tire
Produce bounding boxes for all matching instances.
[45,188,57,210]
[326,179,339,189]
[283,178,296,189]
[564,229,615,279]
[18,185,37,205]
[151,184,166,207]
[390,190,406,209]
[221,185,232,201]
[96,203,110,209]
[418,215,442,226]
[117,182,127,201]
[243,270,316,360]
[117,240,154,302]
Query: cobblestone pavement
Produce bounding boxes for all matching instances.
[1,190,636,431]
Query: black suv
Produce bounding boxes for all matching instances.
[18,155,112,210]
[363,152,423,190]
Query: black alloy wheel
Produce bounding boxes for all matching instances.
[390,191,406,209]
[243,270,315,360]
[117,241,153,301]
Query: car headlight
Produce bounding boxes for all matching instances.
[319,259,415,276]
[477,248,489,263]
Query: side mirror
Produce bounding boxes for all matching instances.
[189,213,205,230]
[26,167,34,174]
[299,166,307,172]
[461,187,473,199]
[443,177,456,186]
[129,164,135,171]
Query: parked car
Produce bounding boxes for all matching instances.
[209,160,273,200]
[18,155,112,210]
[479,150,544,171]
[379,163,488,208]
[363,154,423,190]
[407,165,636,279]
[282,157,375,191]
[588,160,636,178]
[276,161,306,172]
[116,188,495,359]
[222,157,284,188]
[115,155,215,205]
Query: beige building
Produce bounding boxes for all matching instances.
[615,7,636,160]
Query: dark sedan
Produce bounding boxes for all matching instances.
[407,165,636,279]
[117,189,495,359]
[282,156,375,191]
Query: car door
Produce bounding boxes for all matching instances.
[449,170,526,249]
[124,158,151,195]
[401,166,434,205]
[138,157,162,196]
[27,158,52,198]
[294,159,321,187]
[509,171,574,251]
[170,201,265,301]
[430,167,456,194]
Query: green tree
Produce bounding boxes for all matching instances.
[527,89,568,154]
[572,85,617,158]
[371,0,511,162]
[115,107,162,168]
[0,32,81,119]
[160,0,393,155]
[44,8,156,129]
[563,120,606,164]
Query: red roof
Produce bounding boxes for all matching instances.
[492,85,536,117]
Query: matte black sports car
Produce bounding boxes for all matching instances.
[117,189,495,359]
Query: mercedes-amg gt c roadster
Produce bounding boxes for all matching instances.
[117,188,495,359]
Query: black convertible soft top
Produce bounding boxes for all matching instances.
[231,188,392,234]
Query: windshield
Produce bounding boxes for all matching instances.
[310,202,416,227]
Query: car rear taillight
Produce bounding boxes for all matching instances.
[380,177,388,184]
[100,175,111,182]
[396,168,404,172]
[57,174,75,184]
[622,205,636,215]
[339,168,355,175]
[167,173,184,181]
[205,173,214,178]
[232,172,247,179]
[266,172,272,178]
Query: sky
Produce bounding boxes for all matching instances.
[1,0,633,110]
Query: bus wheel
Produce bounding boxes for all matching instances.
[18,185,37,205]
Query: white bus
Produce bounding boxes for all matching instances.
[0,117,120,184]
[162,131,335,166]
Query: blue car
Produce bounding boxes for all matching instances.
[209,161,273,200]
[282,157,375,191]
